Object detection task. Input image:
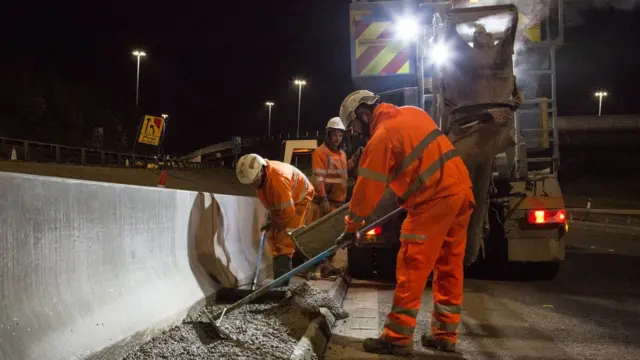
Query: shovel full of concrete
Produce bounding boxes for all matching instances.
[205,206,405,339]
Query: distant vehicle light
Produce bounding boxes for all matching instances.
[527,209,567,225]
[366,226,382,236]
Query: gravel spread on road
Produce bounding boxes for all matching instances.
[122,281,348,360]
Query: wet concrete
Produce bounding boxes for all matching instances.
[122,281,347,360]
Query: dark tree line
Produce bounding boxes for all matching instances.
[0,58,132,152]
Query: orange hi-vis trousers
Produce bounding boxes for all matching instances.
[381,187,474,346]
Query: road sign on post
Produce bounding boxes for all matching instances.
[137,115,165,146]
[232,136,241,163]
[232,136,241,154]
[93,127,104,147]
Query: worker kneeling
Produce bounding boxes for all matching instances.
[306,117,362,277]
[236,154,314,286]
[337,90,475,355]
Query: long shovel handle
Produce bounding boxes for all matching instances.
[210,206,405,322]
[251,230,268,291]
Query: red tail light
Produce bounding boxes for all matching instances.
[527,209,566,224]
[366,226,382,236]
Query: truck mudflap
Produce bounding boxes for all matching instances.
[290,189,399,260]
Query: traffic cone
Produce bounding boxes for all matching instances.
[157,171,167,188]
[10,146,17,160]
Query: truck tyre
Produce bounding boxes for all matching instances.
[533,262,560,281]
[347,247,375,279]
[372,247,398,282]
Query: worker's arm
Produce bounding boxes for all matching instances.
[269,176,296,230]
[347,147,363,170]
[346,129,394,230]
[311,149,328,201]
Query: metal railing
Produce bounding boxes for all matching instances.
[0,136,218,170]
[567,208,640,227]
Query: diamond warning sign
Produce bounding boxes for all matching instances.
[138,115,165,146]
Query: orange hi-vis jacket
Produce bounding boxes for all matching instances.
[311,143,350,204]
[257,160,314,232]
[347,103,472,229]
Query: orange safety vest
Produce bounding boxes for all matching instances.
[348,103,472,222]
[311,143,349,204]
[257,160,314,230]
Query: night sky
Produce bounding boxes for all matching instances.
[2,0,639,154]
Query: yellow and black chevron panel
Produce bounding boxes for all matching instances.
[350,4,412,77]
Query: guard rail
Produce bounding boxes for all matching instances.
[0,136,218,170]
[566,208,640,227]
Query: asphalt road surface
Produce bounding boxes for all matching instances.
[325,222,640,359]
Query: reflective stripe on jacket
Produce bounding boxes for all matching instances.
[311,143,349,203]
[257,160,314,229]
[348,103,472,221]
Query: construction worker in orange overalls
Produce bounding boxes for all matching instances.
[306,117,363,277]
[236,153,314,286]
[336,90,475,355]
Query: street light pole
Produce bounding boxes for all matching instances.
[265,102,274,139]
[132,50,146,108]
[294,79,306,138]
[158,114,169,157]
[595,91,608,116]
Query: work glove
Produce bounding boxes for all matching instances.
[320,200,331,215]
[260,221,271,232]
[335,231,358,247]
[344,214,365,233]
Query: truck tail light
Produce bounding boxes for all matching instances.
[527,209,566,225]
[366,226,382,236]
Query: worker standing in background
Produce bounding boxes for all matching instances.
[236,153,314,286]
[336,90,475,355]
[306,117,363,277]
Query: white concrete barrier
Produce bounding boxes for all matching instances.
[0,171,268,360]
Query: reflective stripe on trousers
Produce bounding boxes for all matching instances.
[383,304,419,342]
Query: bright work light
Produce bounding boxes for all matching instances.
[395,17,419,41]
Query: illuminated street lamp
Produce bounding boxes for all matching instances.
[594,91,608,116]
[132,50,146,107]
[294,79,306,138]
[265,102,275,139]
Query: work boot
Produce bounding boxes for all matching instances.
[362,337,412,356]
[421,334,456,352]
[272,255,292,286]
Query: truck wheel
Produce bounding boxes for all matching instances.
[372,248,397,282]
[514,262,560,281]
[347,247,374,280]
[534,262,560,281]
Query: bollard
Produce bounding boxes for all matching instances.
[10,146,17,160]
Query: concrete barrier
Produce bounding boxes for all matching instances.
[0,171,268,360]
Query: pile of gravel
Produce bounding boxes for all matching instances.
[122,281,348,360]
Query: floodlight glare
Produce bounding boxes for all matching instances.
[395,17,419,41]
[431,42,450,65]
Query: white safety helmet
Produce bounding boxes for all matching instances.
[326,117,346,131]
[339,90,380,128]
[236,153,267,185]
